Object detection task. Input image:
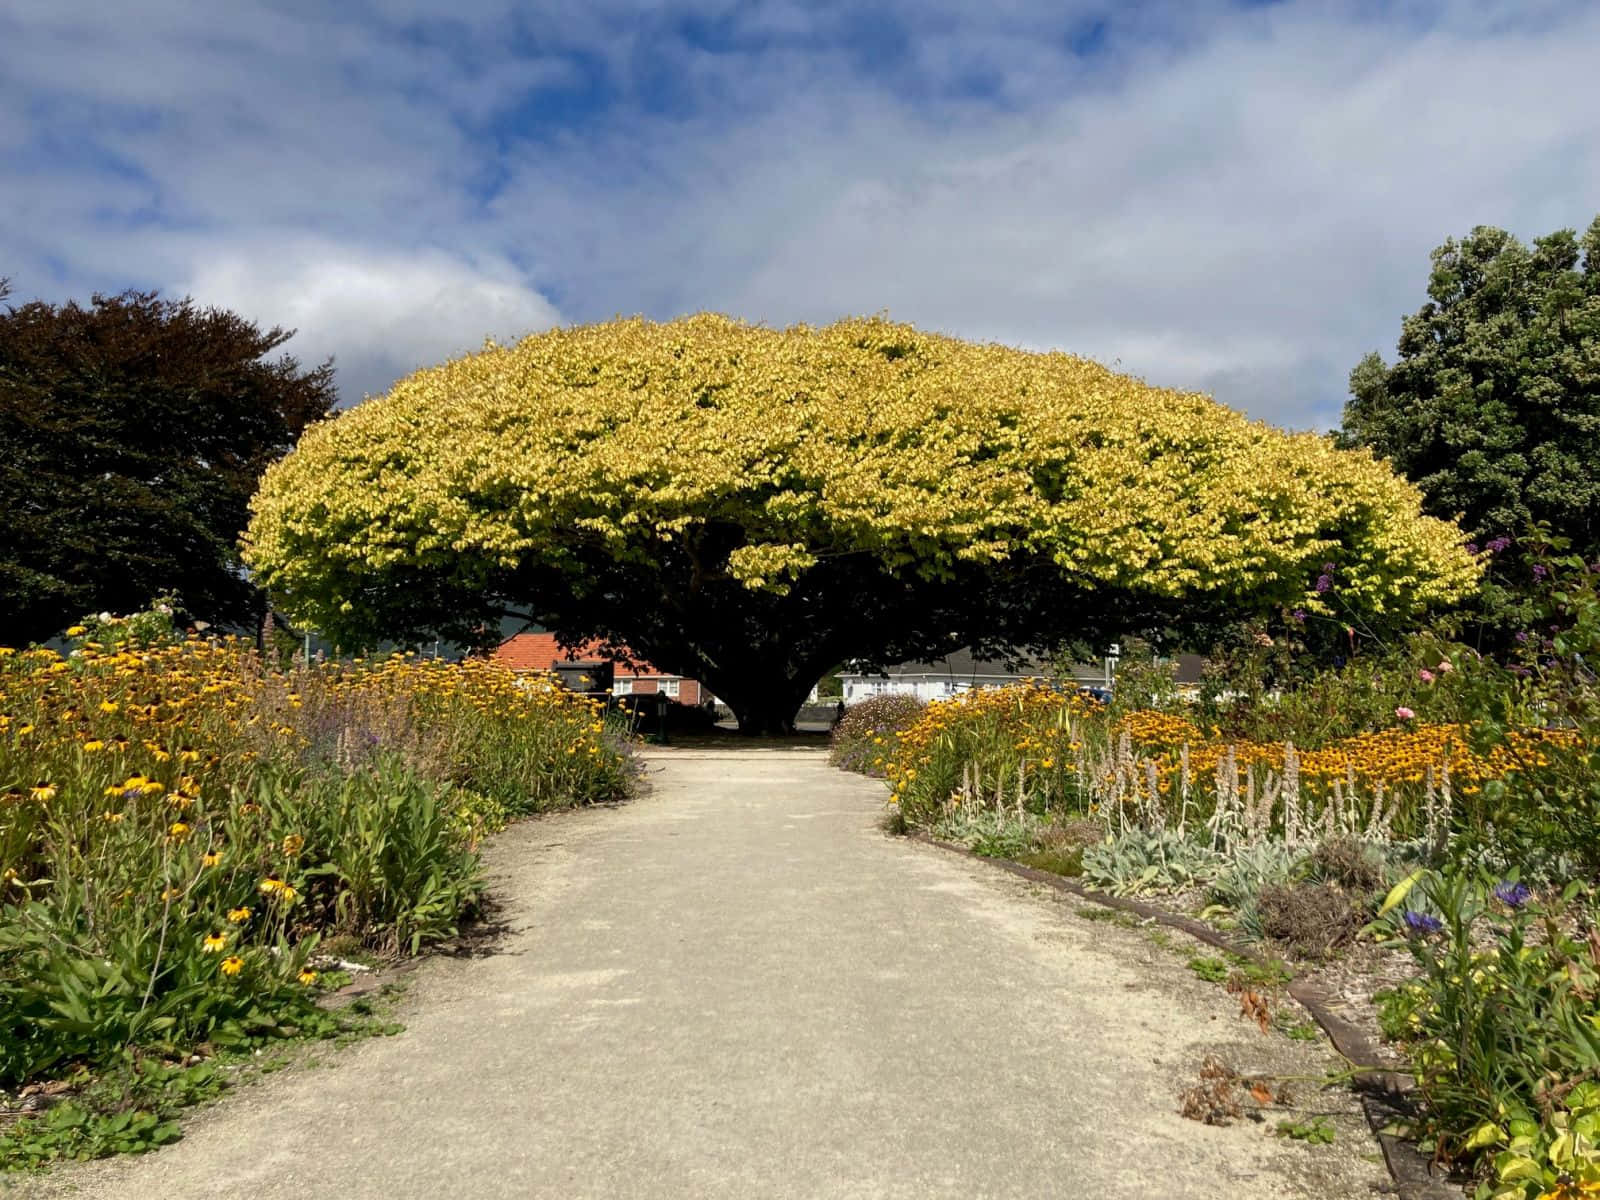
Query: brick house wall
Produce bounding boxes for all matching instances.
[493,633,711,705]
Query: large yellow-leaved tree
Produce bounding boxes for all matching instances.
[245,315,1478,733]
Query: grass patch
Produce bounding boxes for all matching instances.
[1074,905,1137,927]
[1188,955,1231,984]
[1187,950,1293,990]
[1015,844,1085,876]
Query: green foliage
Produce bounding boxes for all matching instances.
[3,1099,184,1169]
[1197,627,1466,745]
[887,685,1092,828]
[929,807,1042,861]
[1013,826,1094,877]
[0,993,407,1171]
[1074,905,1136,927]
[1276,1116,1336,1144]
[1188,955,1231,984]
[1080,830,1225,896]
[1375,868,1600,1178]
[1277,1015,1321,1042]
[1204,842,1303,912]
[278,759,484,955]
[72,595,185,652]
[1481,1081,1600,1200]
[1105,638,1183,716]
[0,286,334,644]
[1413,541,1600,878]
[1342,219,1600,638]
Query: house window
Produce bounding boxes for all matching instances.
[614,679,633,695]
[661,678,681,699]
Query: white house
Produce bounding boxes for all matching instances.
[838,648,1115,704]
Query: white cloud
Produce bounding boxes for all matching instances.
[4,1,1599,428]
[177,240,563,403]
[483,1,1600,428]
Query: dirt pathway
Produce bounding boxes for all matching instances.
[18,749,1387,1199]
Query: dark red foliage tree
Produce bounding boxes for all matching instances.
[0,280,335,643]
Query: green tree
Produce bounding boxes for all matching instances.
[1342,220,1600,633]
[245,315,1476,734]
[0,282,335,644]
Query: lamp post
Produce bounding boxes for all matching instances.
[1104,643,1121,692]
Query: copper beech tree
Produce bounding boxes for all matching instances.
[1,281,334,644]
[245,315,1478,733]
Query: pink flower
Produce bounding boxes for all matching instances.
[1437,659,1453,673]
[1395,706,1415,721]
[1418,669,1435,684]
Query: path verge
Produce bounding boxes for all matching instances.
[907,830,1457,1200]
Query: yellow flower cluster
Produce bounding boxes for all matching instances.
[1,637,620,940]
[884,681,1095,807]
[244,315,1478,640]
[1116,709,1575,796]
[884,682,1580,831]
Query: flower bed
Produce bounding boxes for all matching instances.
[872,664,1597,1191]
[886,682,1573,849]
[827,693,925,776]
[0,629,634,1097]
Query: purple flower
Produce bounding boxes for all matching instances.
[1492,881,1531,909]
[1532,564,1550,580]
[1516,631,1530,644]
[1314,574,1333,594]
[1464,542,1479,554]
[1486,537,1512,554]
[1322,562,1335,573]
[1291,609,1307,623]
[1402,910,1444,936]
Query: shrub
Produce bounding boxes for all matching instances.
[829,693,925,776]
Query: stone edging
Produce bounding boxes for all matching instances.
[907,831,1458,1200]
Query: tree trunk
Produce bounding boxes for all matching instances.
[717,676,815,737]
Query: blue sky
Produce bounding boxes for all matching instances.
[3,0,1597,429]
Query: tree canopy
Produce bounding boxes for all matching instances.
[245,315,1477,732]
[1342,219,1600,631]
[0,283,335,645]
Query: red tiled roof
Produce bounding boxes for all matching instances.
[493,633,665,678]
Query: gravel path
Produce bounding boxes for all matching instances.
[16,748,1387,1199]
